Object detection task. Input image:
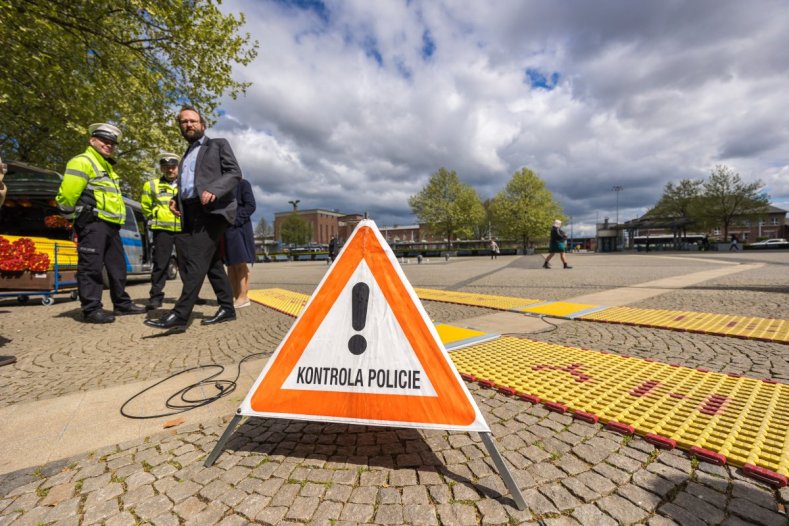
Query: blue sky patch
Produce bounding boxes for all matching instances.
[422,29,436,59]
[525,68,560,90]
[363,36,383,66]
[273,0,330,24]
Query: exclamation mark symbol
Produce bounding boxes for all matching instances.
[348,282,370,355]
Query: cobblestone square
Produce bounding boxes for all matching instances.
[1,251,787,524]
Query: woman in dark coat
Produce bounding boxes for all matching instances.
[543,219,572,269]
[223,178,256,307]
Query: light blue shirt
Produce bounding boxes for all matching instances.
[179,137,204,199]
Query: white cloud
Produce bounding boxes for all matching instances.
[214,0,789,236]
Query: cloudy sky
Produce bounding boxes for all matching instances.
[213,0,789,237]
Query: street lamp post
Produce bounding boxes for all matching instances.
[612,186,623,250]
[569,217,573,252]
[612,186,623,225]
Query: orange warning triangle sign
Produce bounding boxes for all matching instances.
[239,220,489,432]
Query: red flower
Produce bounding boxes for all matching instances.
[0,237,53,272]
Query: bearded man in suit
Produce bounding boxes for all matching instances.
[145,106,241,330]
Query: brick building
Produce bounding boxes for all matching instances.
[272,208,443,245]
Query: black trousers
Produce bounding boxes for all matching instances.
[148,229,176,302]
[75,220,133,313]
[172,200,234,319]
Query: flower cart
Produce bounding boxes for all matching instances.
[0,236,79,306]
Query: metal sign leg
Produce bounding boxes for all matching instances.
[479,432,527,511]
[204,414,243,467]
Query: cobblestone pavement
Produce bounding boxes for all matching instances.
[1,251,788,524]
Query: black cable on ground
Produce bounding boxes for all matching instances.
[120,352,265,419]
[502,313,560,336]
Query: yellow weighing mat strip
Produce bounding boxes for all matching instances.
[248,287,308,317]
[579,306,789,344]
[451,337,789,485]
[414,288,789,345]
[519,301,601,318]
[413,287,542,311]
[247,288,499,351]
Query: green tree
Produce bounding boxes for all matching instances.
[649,178,704,245]
[408,167,485,245]
[280,213,312,246]
[699,165,769,240]
[488,167,563,250]
[0,0,257,197]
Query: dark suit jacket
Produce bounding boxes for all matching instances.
[178,136,242,225]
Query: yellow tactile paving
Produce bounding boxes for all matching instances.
[519,301,599,318]
[248,288,499,351]
[414,288,789,345]
[451,337,789,479]
[248,287,308,317]
[580,307,789,344]
[413,287,541,311]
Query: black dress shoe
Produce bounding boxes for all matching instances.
[113,304,146,315]
[145,299,162,311]
[144,312,187,329]
[201,307,236,326]
[83,310,115,324]
[0,355,18,367]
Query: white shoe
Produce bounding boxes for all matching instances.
[234,299,251,308]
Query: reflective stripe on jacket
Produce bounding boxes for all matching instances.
[141,177,181,232]
[56,147,125,225]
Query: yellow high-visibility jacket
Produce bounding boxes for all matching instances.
[56,147,125,225]
[141,177,181,232]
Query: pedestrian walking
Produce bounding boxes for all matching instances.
[145,106,241,330]
[729,234,739,251]
[56,123,145,323]
[328,235,338,263]
[141,152,181,310]
[490,239,499,259]
[543,219,572,269]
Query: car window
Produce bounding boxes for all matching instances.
[122,205,139,233]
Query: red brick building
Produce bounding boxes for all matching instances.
[272,208,444,245]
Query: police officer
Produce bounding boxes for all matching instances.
[56,123,145,323]
[141,152,181,310]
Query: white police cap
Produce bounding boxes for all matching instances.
[88,123,122,143]
[158,152,180,166]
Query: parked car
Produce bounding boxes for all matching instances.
[749,238,789,248]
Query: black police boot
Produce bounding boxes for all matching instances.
[113,304,146,315]
[84,310,115,324]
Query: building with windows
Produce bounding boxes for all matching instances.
[273,208,345,245]
[272,207,449,246]
[613,205,788,250]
